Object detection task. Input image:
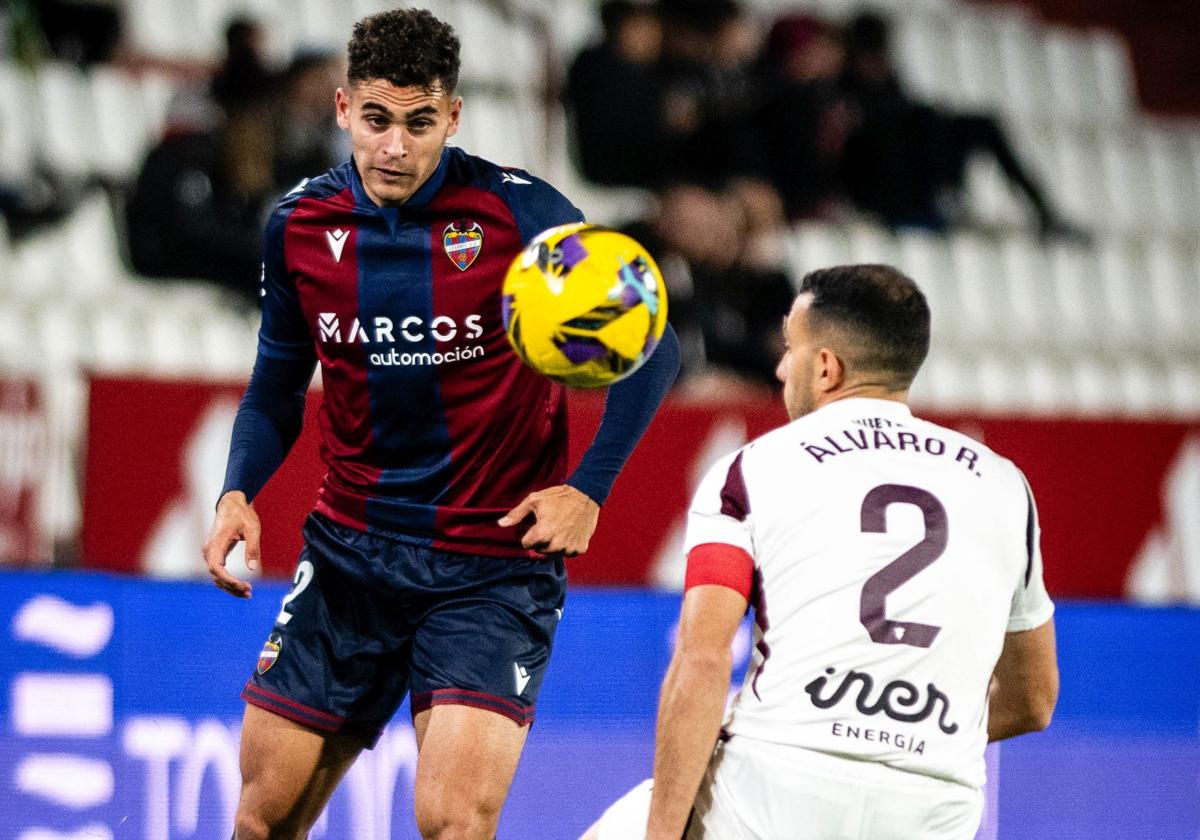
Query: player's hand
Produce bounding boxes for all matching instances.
[202,491,260,599]
[498,485,600,557]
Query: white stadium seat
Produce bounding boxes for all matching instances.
[0,63,37,183]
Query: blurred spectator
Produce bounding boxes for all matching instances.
[841,12,1083,238]
[657,0,767,185]
[758,14,856,220]
[624,182,793,394]
[124,90,266,305]
[565,1,671,188]
[210,16,278,113]
[273,50,349,189]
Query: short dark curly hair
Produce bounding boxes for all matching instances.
[347,8,461,93]
[798,264,930,389]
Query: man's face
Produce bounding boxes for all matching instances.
[776,295,820,420]
[335,78,461,207]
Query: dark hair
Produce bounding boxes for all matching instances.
[797,264,930,389]
[347,8,461,94]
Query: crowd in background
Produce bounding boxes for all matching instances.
[566,0,1092,392]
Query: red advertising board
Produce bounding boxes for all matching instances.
[0,378,49,565]
[82,376,1200,600]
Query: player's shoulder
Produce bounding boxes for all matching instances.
[270,162,357,221]
[445,147,583,235]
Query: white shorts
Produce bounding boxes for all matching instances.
[595,737,983,840]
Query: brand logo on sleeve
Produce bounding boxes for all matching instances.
[443,221,483,271]
[325,229,349,263]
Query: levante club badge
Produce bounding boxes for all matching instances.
[443,221,483,271]
[256,632,282,675]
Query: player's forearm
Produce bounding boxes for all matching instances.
[646,647,731,840]
[567,323,680,505]
[987,680,1055,742]
[220,352,314,503]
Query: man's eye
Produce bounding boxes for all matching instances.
[366,116,388,128]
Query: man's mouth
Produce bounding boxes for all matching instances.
[375,166,410,178]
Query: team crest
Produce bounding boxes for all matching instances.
[256,632,282,675]
[443,221,483,271]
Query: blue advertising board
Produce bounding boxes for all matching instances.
[0,571,1196,839]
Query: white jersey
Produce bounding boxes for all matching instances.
[685,398,1054,790]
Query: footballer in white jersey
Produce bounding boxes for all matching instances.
[584,265,1058,840]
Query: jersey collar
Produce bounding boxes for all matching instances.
[348,147,451,215]
[811,397,914,423]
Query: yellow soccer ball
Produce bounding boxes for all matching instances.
[502,223,669,388]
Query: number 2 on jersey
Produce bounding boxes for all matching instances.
[859,484,947,648]
[276,560,315,625]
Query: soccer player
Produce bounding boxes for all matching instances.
[585,264,1057,839]
[201,10,680,840]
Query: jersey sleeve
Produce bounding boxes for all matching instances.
[258,201,314,361]
[683,450,756,596]
[1007,467,1055,632]
[497,168,586,244]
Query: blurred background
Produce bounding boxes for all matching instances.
[0,0,1197,837]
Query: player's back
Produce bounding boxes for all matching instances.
[699,397,1051,790]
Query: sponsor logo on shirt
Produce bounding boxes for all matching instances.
[315,312,486,367]
[804,667,959,735]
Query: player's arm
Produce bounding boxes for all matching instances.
[203,203,316,597]
[647,576,747,840]
[987,618,1058,741]
[499,323,680,555]
[988,466,1058,740]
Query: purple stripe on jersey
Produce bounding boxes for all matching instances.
[750,566,771,701]
[428,182,568,556]
[1022,477,1036,588]
[720,452,750,521]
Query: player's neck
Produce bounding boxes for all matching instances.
[815,383,909,412]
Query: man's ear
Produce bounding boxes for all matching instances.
[815,347,845,393]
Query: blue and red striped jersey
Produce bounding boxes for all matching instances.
[258,147,584,557]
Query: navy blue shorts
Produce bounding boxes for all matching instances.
[242,513,566,746]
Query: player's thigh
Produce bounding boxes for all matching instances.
[411,703,530,837]
[237,703,369,834]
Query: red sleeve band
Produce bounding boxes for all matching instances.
[685,543,755,600]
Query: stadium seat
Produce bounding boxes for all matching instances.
[994,11,1055,122]
[1070,356,1124,415]
[948,232,1006,348]
[0,301,33,373]
[88,66,152,181]
[90,303,146,373]
[1098,126,1156,233]
[1165,362,1200,415]
[1022,354,1074,415]
[790,223,852,279]
[126,0,207,58]
[1090,29,1138,120]
[846,223,899,266]
[893,11,961,108]
[1144,238,1198,349]
[996,234,1053,349]
[1046,124,1107,231]
[1143,123,1200,233]
[35,62,96,180]
[1044,26,1105,125]
[0,63,37,184]
[895,230,957,346]
[1045,242,1103,350]
[949,13,1007,113]
[1094,237,1150,349]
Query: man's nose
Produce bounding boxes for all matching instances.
[383,126,408,157]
